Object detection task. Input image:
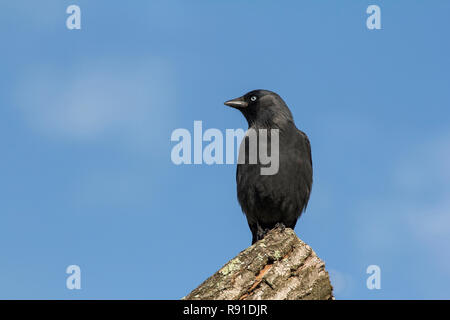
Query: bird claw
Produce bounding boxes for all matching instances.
[274,223,286,232]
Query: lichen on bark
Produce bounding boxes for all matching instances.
[183,227,334,300]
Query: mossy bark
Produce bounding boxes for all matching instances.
[183,227,334,300]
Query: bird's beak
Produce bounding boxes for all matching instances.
[224,96,248,109]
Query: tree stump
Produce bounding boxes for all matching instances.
[183,227,333,300]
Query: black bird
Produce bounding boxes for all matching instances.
[225,90,313,244]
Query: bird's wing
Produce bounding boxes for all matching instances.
[290,129,313,212]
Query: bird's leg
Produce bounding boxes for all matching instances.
[256,224,266,242]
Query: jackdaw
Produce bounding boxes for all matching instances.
[225,90,313,244]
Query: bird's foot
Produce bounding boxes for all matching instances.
[255,224,285,243]
[274,222,286,232]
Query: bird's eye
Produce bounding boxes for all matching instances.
[250,96,257,102]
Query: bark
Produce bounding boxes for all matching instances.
[183,227,334,300]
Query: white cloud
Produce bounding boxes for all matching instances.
[393,133,450,196]
[328,269,356,297]
[409,202,450,239]
[395,133,450,240]
[354,132,450,271]
[13,57,176,148]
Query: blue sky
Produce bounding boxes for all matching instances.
[0,1,449,299]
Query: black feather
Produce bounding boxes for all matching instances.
[226,90,313,244]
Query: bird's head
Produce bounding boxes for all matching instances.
[224,90,293,128]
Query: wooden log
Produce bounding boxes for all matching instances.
[183,227,333,300]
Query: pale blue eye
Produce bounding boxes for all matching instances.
[250,96,257,102]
